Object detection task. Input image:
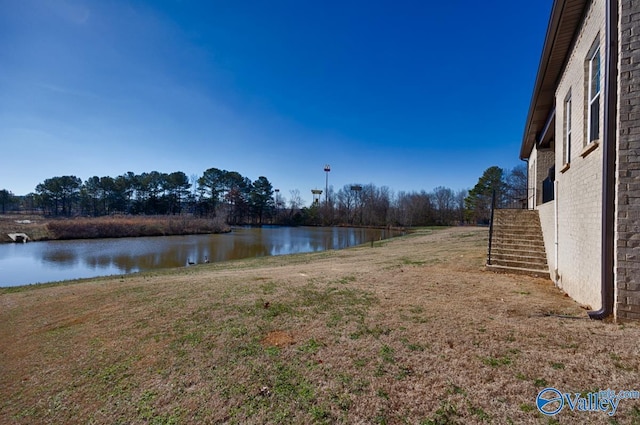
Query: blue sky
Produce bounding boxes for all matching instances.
[0,0,552,204]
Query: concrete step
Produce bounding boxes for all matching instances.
[494,210,538,215]
[493,229,544,241]
[495,224,542,230]
[493,227,542,239]
[494,217,542,226]
[493,224,544,233]
[485,264,550,279]
[494,212,540,220]
[491,236,545,247]
[490,251,548,262]
[492,230,544,238]
[489,258,548,270]
[491,259,549,271]
[491,250,547,261]
[492,254,547,263]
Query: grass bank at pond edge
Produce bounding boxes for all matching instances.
[0,214,230,242]
[46,215,230,240]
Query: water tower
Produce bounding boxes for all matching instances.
[311,189,323,205]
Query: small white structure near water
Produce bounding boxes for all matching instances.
[7,233,30,243]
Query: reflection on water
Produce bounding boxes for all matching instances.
[0,226,400,287]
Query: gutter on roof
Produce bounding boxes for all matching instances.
[588,0,617,320]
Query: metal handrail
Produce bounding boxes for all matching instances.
[496,188,530,210]
[487,190,497,265]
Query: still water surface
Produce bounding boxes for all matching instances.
[0,226,398,287]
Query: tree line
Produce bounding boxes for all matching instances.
[0,164,526,227]
[14,169,277,224]
[283,165,525,226]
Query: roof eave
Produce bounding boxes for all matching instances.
[520,0,590,160]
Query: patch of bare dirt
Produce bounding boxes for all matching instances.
[261,330,295,347]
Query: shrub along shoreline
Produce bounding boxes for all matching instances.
[0,215,230,242]
[45,215,230,240]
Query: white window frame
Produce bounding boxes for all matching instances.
[587,46,601,144]
[564,93,572,165]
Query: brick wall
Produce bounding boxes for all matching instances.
[551,0,606,310]
[615,0,640,320]
[536,148,555,207]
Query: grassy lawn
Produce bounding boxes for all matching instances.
[1,227,639,424]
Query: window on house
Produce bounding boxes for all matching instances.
[565,96,572,163]
[588,46,601,143]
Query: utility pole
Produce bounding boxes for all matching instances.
[274,188,279,223]
[324,164,331,204]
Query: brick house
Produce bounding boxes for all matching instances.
[521,0,639,320]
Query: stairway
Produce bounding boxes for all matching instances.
[486,209,550,278]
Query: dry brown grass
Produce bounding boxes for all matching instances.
[46,215,230,239]
[1,227,639,424]
[0,214,230,242]
[0,214,229,242]
[0,214,49,242]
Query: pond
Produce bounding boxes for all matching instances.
[0,226,400,287]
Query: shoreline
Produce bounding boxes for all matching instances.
[0,225,409,290]
[0,214,230,243]
[0,214,410,244]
